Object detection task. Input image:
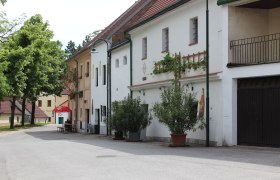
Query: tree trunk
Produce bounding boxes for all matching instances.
[21,97,26,126]
[31,101,36,125]
[10,97,16,129]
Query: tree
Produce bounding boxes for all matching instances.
[0,0,7,5]
[17,15,66,125]
[65,40,76,57]
[0,42,29,128]
[0,12,25,42]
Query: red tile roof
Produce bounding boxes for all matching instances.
[135,0,177,24]
[0,100,21,114]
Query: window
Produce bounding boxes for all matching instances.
[102,65,106,85]
[142,37,147,59]
[80,108,82,117]
[80,65,83,79]
[47,100,51,107]
[86,62,89,77]
[101,106,106,117]
[190,17,198,45]
[162,28,169,52]
[123,56,127,65]
[38,100,42,107]
[95,68,98,86]
[115,59,119,68]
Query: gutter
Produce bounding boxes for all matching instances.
[125,0,191,33]
[217,0,239,5]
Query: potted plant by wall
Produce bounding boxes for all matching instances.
[125,95,151,141]
[153,82,205,147]
[109,101,126,140]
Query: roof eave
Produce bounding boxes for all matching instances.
[217,0,240,5]
[125,0,191,33]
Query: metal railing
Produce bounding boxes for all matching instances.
[228,33,280,67]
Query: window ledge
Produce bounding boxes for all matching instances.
[161,50,169,53]
[189,42,198,46]
[142,57,147,60]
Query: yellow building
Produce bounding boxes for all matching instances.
[36,90,69,123]
[66,47,91,132]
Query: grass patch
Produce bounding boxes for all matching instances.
[0,122,48,133]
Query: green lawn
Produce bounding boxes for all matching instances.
[0,123,48,133]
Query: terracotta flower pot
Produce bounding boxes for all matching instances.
[170,134,187,147]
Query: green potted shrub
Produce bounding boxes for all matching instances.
[110,95,151,141]
[153,83,205,146]
[109,101,126,140]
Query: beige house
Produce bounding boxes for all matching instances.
[36,90,69,123]
[66,47,91,132]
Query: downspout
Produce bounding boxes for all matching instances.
[127,38,133,98]
[74,57,79,127]
[107,49,112,136]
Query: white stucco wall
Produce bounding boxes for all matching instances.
[229,7,280,41]
[111,44,131,102]
[223,6,280,146]
[129,0,224,145]
[91,42,108,134]
[55,112,69,124]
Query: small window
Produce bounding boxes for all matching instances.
[115,59,119,68]
[80,108,82,117]
[123,56,127,65]
[95,68,98,87]
[162,28,169,52]
[38,100,42,107]
[47,100,51,107]
[142,37,147,60]
[86,62,89,77]
[101,106,106,117]
[190,17,198,45]
[80,65,83,79]
[102,65,106,85]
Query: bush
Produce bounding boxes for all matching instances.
[110,95,151,134]
[153,83,204,134]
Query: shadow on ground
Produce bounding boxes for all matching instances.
[25,127,280,168]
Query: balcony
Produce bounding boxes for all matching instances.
[228,33,280,67]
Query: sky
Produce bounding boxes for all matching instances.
[1,0,137,47]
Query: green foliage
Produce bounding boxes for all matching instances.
[110,95,151,133]
[0,61,9,99]
[0,12,25,42]
[0,0,7,6]
[153,84,205,134]
[153,53,206,79]
[65,40,76,57]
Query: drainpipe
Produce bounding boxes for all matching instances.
[206,0,210,147]
[127,37,133,98]
[74,57,79,127]
[107,49,112,136]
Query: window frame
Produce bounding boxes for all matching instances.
[142,37,147,60]
[189,17,198,46]
[162,27,169,53]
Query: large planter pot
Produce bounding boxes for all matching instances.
[113,131,125,140]
[127,131,141,142]
[170,134,187,147]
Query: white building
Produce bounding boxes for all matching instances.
[91,41,109,135]
[127,0,224,146]
[219,0,280,146]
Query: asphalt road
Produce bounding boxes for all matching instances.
[0,125,280,180]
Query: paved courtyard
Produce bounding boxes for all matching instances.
[0,125,280,180]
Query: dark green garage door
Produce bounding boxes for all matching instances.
[238,76,280,147]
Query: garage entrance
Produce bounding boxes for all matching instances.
[237,76,280,147]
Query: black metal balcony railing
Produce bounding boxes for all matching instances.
[228,33,280,67]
